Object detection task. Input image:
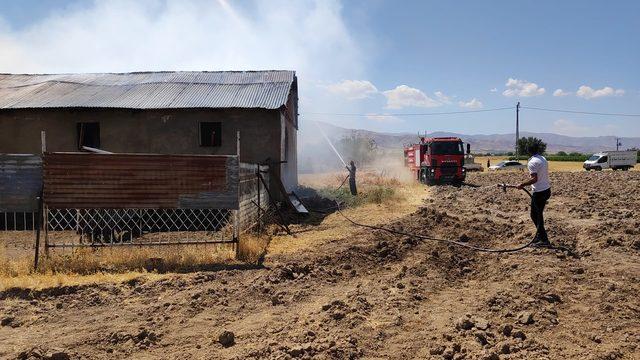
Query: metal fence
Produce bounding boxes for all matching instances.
[1,212,37,231]
[1,152,274,264]
[44,208,234,247]
[0,154,41,231]
[237,163,270,233]
[41,152,242,249]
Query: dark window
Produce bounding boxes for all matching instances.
[598,156,608,163]
[199,122,222,147]
[430,141,464,155]
[77,122,100,149]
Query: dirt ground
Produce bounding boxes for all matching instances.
[1,171,639,359]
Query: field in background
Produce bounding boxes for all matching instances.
[474,155,638,172]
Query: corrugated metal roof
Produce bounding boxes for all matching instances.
[0,71,295,110]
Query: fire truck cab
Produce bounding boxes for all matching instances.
[404,137,467,185]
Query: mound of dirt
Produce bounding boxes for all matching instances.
[1,171,639,359]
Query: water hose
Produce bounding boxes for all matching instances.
[329,180,544,253]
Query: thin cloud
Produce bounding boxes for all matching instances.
[458,98,483,109]
[576,85,624,99]
[502,78,545,97]
[326,80,378,100]
[382,85,442,109]
[552,118,618,137]
[365,113,403,123]
[553,89,571,97]
[434,91,452,104]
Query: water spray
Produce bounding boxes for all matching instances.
[312,120,347,168]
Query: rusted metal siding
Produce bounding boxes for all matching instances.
[0,154,42,212]
[43,153,239,209]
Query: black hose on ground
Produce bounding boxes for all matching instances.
[326,179,545,253]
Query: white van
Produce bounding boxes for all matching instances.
[583,151,637,171]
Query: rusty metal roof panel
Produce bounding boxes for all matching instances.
[0,71,294,110]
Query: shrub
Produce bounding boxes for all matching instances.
[318,184,398,208]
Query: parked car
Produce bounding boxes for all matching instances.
[583,151,637,171]
[488,161,526,171]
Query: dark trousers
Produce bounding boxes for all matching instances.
[349,178,357,195]
[531,188,551,242]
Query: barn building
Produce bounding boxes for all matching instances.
[0,70,299,190]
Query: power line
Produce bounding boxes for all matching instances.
[302,105,640,118]
[302,107,513,117]
[521,106,640,117]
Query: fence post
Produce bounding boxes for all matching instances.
[33,191,43,270]
[43,205,49,257]
[256,164,261,233]
[40,130,49,260]
[233,131,240,254]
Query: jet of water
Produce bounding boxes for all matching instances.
[312,120,347,168]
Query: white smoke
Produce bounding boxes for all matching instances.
[0,0,371,174]
[0,0,364,84]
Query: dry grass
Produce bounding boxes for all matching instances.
[38,244,235,274]
[236,233,270,264]
[313,170,407,208]
[0,238,274,290]
[269,173,429,255]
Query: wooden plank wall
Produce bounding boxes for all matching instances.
[0,154,42,212]
[43,153,239,209]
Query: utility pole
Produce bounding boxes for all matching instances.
[515,102,520,160]
[616,138,621,151]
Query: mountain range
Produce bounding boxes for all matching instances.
[304,121,640,154]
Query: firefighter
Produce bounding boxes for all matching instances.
[347,160,357,195]
[517,143,551,247]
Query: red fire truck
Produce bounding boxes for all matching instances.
[404,137,467,185]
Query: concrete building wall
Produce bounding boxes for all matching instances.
[280,112,298,190]
[0,107,298,191]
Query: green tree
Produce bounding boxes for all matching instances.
[556,151,567,156]
[517,137,547,158]
[337,133,378,165]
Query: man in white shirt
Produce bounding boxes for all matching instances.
[517,142,551,246]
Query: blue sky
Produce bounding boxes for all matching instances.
[1,0,638,136]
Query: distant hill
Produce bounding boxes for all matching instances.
[303,121,640,154]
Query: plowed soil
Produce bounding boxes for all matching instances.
[1,172,639,360]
